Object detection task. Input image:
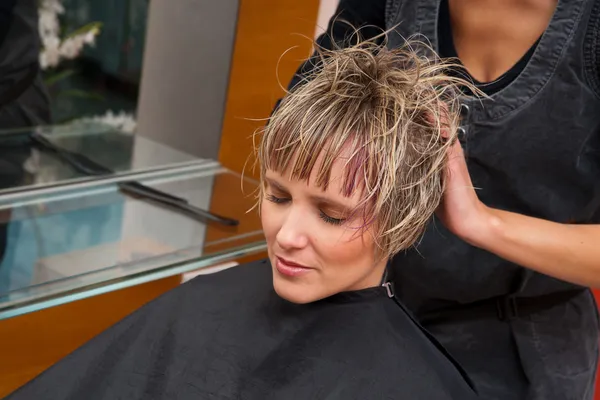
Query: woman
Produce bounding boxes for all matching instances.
[291,1,600,399]
[6,43,478,399]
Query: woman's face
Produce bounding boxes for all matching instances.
[261,150,388,304]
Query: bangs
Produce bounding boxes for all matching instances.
[261,95,376,203]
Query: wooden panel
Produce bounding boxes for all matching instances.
[209,0,320,257]
[218,0,321,177]
[202,171,266,262]
[0,275,181,398]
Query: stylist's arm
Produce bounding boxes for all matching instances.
[439,139,600,287]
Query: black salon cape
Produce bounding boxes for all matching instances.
[7,260,477,400]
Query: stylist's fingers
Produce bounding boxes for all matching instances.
[438,101,453,141]
[425,102,453,140]
[446,135,466,176]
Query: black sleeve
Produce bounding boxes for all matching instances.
[0,0,17,48]
[287,0,387,91]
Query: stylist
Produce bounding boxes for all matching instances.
[288,0,600,399]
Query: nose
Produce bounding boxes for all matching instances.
[275,205,309,250]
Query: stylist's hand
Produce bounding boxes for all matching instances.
[436,139,491,245]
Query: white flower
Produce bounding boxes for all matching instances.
[83,31,97,45]
[120,117,137,134]
[40,37,61,68]
[42,0,65,15]
[58,37,82,59]
[42,35,60,49]
[39,10,59,38]
[37,0,101,70]
[73,110,138,134]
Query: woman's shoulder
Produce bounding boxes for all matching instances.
[80,258,275,345]
[159,258,274,311]
[183,258,272,290]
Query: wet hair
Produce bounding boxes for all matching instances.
[254,35,475,260]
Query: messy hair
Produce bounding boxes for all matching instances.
[255,35,475,260]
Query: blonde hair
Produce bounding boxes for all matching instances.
[255,36,475,260]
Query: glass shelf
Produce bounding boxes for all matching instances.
[0,123,209,196]
[0,163,266,320]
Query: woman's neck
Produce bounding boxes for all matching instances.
[447,0,556,82]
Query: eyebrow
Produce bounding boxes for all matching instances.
[264,177,287,193]
[264,177,353,214]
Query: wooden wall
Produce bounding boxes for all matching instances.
[218,0,321,177]
[205,0,321,254]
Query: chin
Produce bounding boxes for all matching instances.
[272,275,319,304]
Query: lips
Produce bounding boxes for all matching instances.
[275,256,312,277]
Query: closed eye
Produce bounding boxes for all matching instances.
[319,210,345,226]
[265,189,346,226]
[266,194,289,204]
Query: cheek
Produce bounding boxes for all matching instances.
[319,228,375,264]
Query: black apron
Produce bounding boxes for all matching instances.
[6,260,479,400]
[385,0,600,398]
